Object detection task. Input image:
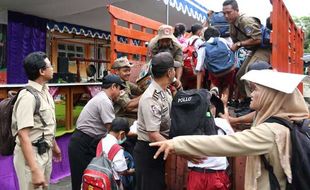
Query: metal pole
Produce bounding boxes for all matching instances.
[166,1,169,25]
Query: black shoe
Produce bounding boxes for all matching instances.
[228,99,239,108]
[239,97,251,107]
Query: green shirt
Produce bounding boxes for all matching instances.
[114,81,143,120]
[147,41,183,65]
[230,14,262,49]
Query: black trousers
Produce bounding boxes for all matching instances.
[134,140,166,190]
[68,129,101,190]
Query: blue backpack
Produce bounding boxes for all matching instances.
[209,12,230,38]
[251,17,271,48]
[260,25,271,48]
[203,37,235,74]
[235,17,271,49]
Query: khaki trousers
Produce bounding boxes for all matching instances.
[13,145,52,190]
[236,48,271,97]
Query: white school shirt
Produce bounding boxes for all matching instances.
[100,134,128,180]
[187,118,235,170]
[186,35,204,50]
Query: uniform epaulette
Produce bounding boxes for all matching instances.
[152,90,160,100]
[162,106,168,113]
[159,91,166,100]
[166,89,172,96]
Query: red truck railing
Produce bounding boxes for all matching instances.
[108,5,162,82]
[271,0,304,74]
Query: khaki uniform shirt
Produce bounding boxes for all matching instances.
[12,81,56,147]
[230,14,262,50]
[114,81,143,120]
[147,41,183,65]
[136,80,172,142]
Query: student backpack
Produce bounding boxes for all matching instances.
[262,116,310,190]
[0,86,42,156]
[234,17,271,49]
[252,17,271,48]
[82,142,122,190]
[203,37,235,75]
[183,38,199,77]
[209,12,230,38]
[169,89,217,138]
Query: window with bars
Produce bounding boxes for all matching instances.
[57,43,85,59]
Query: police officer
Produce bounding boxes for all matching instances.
[147,25,184,83]
[68,74,126,190]
[12,52,61,190]
[134,52,182,190]
[112,57,143,125]
[222,0,271,98]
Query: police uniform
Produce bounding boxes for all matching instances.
[114,81,143,125]
[68,74,126,190]
[231,15,271,96]
[134,80,172,190]
[12,80,56,190]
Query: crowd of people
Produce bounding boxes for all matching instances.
[9,0,309,190]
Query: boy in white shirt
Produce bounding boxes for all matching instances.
[187,88,234,190]
[186,23,204,49]
[97,117,135,187]
[196,27,235,96]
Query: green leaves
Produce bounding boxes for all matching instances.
[293,16,310,53]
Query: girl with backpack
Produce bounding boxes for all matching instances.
[182,24,204,89]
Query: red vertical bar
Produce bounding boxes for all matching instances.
[127,22,133,61]
[108,6,117,70]
[271,0,279,69]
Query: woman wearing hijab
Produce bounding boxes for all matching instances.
[150,70,309,190]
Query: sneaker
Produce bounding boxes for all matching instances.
[228,99,239,108]
[210,87,219,97]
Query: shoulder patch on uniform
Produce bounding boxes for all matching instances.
[151,105,161,117]
[244,26,253,35]
[120,90,126,96]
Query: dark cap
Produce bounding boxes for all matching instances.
[248,60,272,71]
[151,52,182,71]
[111,117,130,133]
[102,74,126,89]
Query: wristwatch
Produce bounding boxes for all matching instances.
[237,41,242,47]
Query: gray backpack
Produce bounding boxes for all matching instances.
[0,86,43,155]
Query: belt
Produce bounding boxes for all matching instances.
[189,167,225,173]
[32,141,50,149]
